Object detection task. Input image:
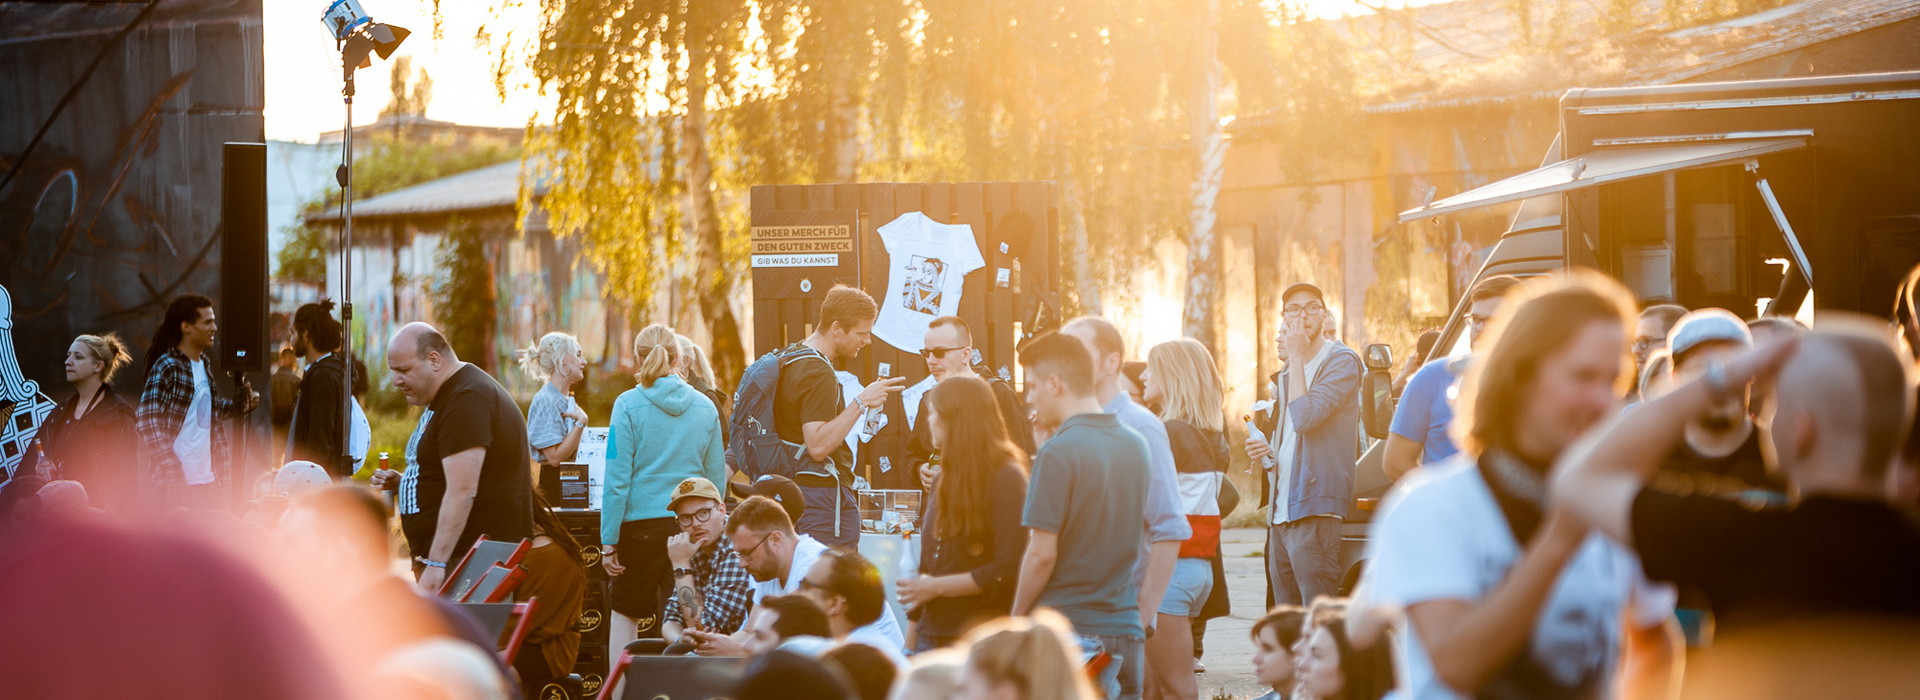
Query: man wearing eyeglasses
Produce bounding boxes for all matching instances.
[1382,276,1521,482]
[1632,304,1688,402]
[659,477,754,649]
[1245,283,1361,608]
[910,316,1037,491]
[684,495,830,657]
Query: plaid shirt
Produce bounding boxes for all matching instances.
[663,536,754,634]
[135,349,254,490]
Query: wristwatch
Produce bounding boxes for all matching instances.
[672,567,696,579]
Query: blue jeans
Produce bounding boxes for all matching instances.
[1084,633,1145,700]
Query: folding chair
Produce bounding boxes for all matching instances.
[595,652,745,700]
[440,536,532,600]
[455,598,541,665]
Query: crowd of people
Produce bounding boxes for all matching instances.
[5,256,1920,699]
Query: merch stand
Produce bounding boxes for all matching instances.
[746,183,1060,491]
[556,509,609,699]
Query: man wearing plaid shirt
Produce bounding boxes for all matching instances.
[660,477,754,643]
[136,295,258,507]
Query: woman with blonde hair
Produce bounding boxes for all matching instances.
[518,332,589,467]
[600,324,727,652]
[674,333,729,434]
[1139,338,1229,700]
[28,333,140,510]
[955,610,1098,700]
[1363,270,1676,700]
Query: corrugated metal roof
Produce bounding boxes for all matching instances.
[1230,0,1920,129]
[306,159,546,222]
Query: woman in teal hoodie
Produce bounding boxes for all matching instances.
[600,323,727,652]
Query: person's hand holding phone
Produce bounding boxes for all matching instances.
[683,629,748,657]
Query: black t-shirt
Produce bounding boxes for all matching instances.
[772,345,851,478]
[402,364,535,561]
[1633,489,1920,630]
[1654,427,1785,496]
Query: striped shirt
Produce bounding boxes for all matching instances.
[397,407,434,515]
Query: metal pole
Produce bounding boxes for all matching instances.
[341,53,356,476]
[1748,161,1813,289]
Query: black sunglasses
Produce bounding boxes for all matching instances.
[920,345,969,360]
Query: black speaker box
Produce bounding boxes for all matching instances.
[220,142,270,372]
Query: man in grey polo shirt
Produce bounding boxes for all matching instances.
[1013,331,1153,700]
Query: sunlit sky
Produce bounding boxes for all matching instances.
[263,0,1430,143]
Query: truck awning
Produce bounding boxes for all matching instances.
[1398,134,1810,223]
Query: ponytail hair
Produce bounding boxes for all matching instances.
[74,333,133,385]
[517,332,581,382]
[632,324,681,388]
[674,334,718,388]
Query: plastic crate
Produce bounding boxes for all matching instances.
[858,489,922,533]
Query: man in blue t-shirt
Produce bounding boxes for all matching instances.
[1012,332,1151,700]
[1383,276,1521,481]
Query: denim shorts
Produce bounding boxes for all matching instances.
[1157,557,1215,617]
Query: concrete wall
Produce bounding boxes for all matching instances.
[1,0,265,396]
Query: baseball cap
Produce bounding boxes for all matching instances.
[273,461,333,497]
[667,477,724,513]
[728,474,805,525]
[1281,283,1325,305]
[1668,308,1753,364]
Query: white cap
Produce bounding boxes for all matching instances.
[274,461,333,497]
[1668,308,1752,363]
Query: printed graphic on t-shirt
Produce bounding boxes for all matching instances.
[902,255,949,315]
[873,212,986,353]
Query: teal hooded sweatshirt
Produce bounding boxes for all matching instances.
[601,374,726,544]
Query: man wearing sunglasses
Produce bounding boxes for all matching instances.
[910,316,1037,491]
[659,477,754,649]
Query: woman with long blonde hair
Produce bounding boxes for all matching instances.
[1139,338,1229,700]
[600,324,727,653]
[955,610,1099,700]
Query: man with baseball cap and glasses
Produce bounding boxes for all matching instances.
[657,477,755,650]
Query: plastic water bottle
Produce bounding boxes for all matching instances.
[1245,417,1277,472]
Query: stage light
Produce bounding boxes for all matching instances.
[316,0,408,475]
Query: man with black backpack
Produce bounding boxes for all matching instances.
[731,286,904,549]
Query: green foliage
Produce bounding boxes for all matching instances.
[275,220,329,283]
[433,219,497,371]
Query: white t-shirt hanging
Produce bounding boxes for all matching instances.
[901,375,936,430]
[872,212,987,353]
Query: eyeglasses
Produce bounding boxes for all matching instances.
[676,506,716,528]
[798,577,831,594]
[735,532,774,561]
[1282,302,1325,318]
[920,345,969,360]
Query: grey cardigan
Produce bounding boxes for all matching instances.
[1256,340,1363,521]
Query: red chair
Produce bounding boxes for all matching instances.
[456,598,540,665]
[499,599,539,665]
[594,652,633,700]
[440,536,532,600]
